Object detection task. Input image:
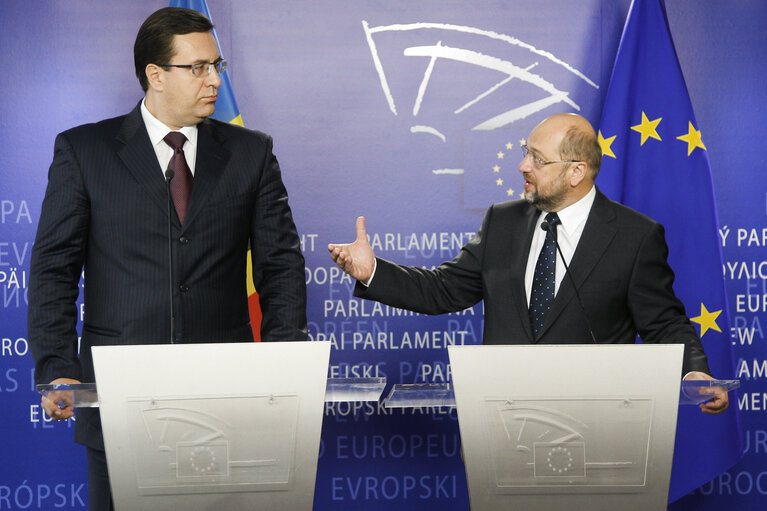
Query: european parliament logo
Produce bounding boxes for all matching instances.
[361,21,599,209]
[126,394,299,495]
[463,128,530,209]
[486,398,653,491]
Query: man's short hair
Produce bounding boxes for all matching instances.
[134,7,214,92]
[559,126,602,178]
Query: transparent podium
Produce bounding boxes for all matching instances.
[384,378,738,408]
[36,341,384,511]
[385,344,737,511]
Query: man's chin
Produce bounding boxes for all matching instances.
[525,192,555,211]
[197,104,216,119]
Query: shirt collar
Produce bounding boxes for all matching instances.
[555,185,596,236]
[140,99,198,149]
[536,185,596,236]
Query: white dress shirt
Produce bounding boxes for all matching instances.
[140,99,198,176]
[524,186,596,306]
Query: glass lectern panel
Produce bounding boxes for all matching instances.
[36,383,98,408]
[324,377,386,402]
[679,379,740,405]
[37,378,387,408]
[375,381,741,409]
[384,383,456,408]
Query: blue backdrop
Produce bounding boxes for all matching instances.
[1,1,765,509]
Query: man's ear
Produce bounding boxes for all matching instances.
[569,161,589,187]
[145,64,164,92]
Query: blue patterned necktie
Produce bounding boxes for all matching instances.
[529,212,561,337]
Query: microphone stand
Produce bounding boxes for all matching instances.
[165,168,175,344]
[541,220,598,344]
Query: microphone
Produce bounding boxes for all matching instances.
[541,221,598,344]
[165,168,175,344]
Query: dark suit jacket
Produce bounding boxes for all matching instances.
[356,189,709,376]
[28,103,308,449]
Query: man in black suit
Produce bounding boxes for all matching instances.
[329,113,727,414]
[28,7,307,509]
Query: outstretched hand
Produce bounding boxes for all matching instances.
[328,216,376,283]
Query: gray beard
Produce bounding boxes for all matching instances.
[524,190,565,212]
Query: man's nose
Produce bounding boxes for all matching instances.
[206,67,222,88]
[518,153,532,174]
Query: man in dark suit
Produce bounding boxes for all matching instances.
[28,7,307,510]
[329,113,727,414]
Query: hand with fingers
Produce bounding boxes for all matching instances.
[41,377,82,421]
[328,216,376,284]
[684,371,729,414]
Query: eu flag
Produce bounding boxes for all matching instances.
[170,0,263,339]
[597,0,742,502]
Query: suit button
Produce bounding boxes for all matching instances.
[179,284,189,292]
[179,236,189,245]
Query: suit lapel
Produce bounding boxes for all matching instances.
[181,119,231,230]
[512,204,540,343]
[116,104,174,223]
[536,189,617,340]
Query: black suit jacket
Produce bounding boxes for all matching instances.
[28,103,307,449]
[356,189,709,376]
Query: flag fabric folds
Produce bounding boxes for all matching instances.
[170,0,261,338]
[170,0,243,126]
[597,0,742,501]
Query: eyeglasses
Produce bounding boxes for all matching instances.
[161,58,227,78]
[520,144,580,170]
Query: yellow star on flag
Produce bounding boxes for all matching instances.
[505,142,513,150]
[497,151,505,159]
[631,111,662,145]
[676,121,707,156]
[598,130,617,158]
[506,188,515,196]
[690,303,722,337]
[496,178,503,186]
[493,164,500,173]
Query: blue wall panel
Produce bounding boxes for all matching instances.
[1,1,764,509]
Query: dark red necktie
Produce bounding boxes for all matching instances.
[163,131,193,224]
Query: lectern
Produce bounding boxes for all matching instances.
[92,341,330,511]
[448,344,684,511]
